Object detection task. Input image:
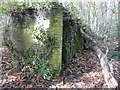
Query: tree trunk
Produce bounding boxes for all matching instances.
[79,28,118,88]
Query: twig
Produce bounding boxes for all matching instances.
[6,66,17,76]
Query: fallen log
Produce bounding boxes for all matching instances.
[79,28,118,88]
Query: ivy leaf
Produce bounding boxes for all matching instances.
[108,51,120,60]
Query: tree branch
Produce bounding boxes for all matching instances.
[79,28,118,88]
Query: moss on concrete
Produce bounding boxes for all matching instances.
[6,3,86,78]
[47,4,63,77]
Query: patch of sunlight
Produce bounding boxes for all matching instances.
[34,16,50,31]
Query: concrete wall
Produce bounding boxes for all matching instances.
[4,3,85,77]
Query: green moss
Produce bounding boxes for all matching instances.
[49,48,62,77]
[11,22,24,51]
[0,2,51,15]
[47,5,63,77]
[22,28,34,50]
[62,18,85,67]
[73,34,84,54]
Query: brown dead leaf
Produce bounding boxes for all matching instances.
[26,84,33,88]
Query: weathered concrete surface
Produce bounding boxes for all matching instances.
[0,14,7,85]
[62,10,85,68]
[47,4,63,77]
[0,28,3,78]
[2,3,85,77]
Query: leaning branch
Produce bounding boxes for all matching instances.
[79,28,118,88]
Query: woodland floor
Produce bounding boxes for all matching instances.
[0,47,120,89]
